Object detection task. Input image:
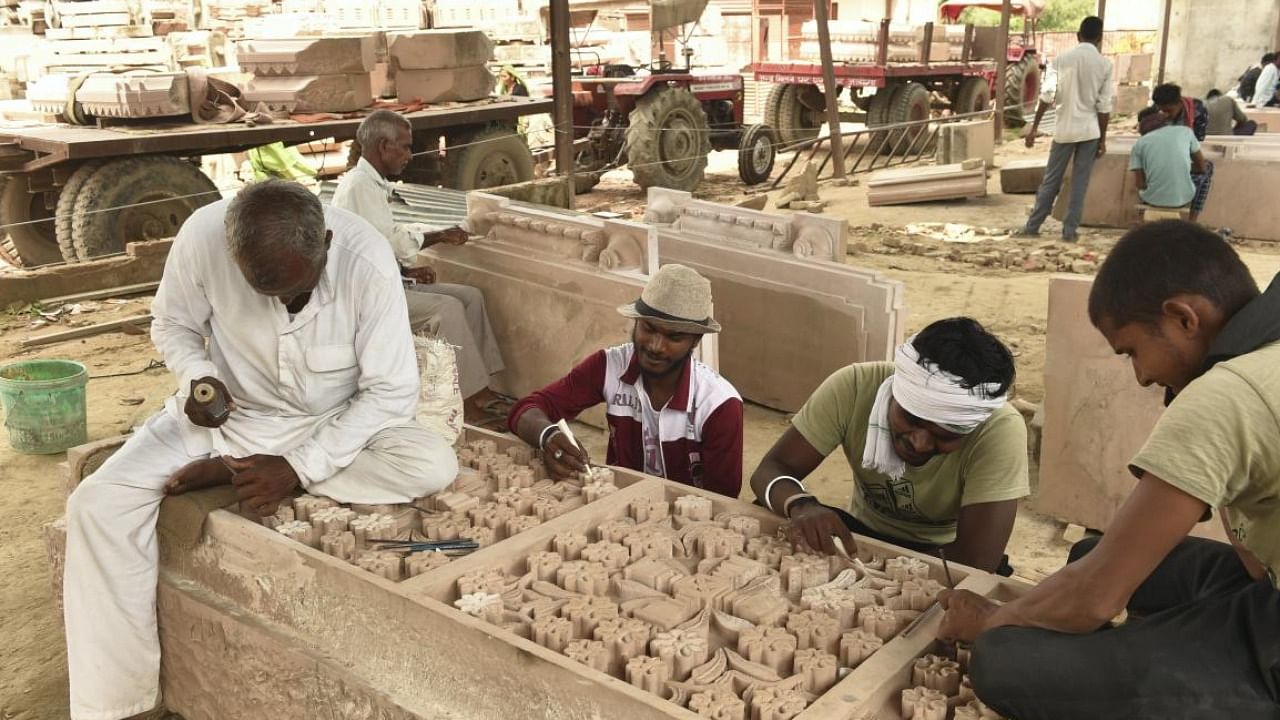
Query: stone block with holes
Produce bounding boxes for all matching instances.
[388,29,493,70]
[393,65,492,104]
[243,73,373,113]
[235,35,377,76]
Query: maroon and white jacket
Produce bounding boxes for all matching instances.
[508,344,744,497]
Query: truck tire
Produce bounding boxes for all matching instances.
[72,156,219,260]
[1004,55,1041,128]
[883,82,932,156]
[0,177,20,266]
[0,173,62,266]
[764,84,825,148]
[737,123,776,185]
[953,77,992,116]
[625,86,711,191]
[55,160,104,263]
[443,126,534,190]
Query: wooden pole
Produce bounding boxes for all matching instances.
[1096,0,1106,25]
[549,0,575,209]
[1156,0,1173,85]
[813,0,846,178]
[993,0,1011,141]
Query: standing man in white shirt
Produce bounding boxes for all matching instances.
[332,110,507,426]
[1019,16,1113,242]
[62,180,459,720]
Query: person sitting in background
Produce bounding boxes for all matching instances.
[1131,107,1211,223]
[1153,83,1207,140]
[748,318,1028,575]
[1205,89,1257,136]
[497,66,530,97]
[332,110,508,427]
[508,264,744,497]
[1235,53,1271,103]
[1252,52,1280,107]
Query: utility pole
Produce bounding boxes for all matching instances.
[814,0,846,178]
[1156,0,1173,84]
[549,0,575,209]
[993,0,1012,140]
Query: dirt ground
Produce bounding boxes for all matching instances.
[5,134,1280,719]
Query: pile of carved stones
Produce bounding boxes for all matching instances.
[257,438,612,582]
[450,492,954,719]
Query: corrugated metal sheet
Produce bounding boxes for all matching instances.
[318,181,469,230]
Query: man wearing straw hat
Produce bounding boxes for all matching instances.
[508,264,744,497]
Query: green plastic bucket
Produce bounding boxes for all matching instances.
[0,359,89,455]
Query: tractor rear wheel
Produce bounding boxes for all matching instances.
[737,123,776,185]
[625,86,711,191]
[764,84,825,148]
[1004,54,1041,128]
[0,173,62,266]
[72,156,219,260]
[952,77,992,116]
[443,126,534,190]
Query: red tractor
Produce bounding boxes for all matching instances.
[567,0,778,190]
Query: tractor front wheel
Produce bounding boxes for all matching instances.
[625,87,711,191]
[737,124,776,185]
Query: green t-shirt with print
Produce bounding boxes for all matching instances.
[792,362,1030,545]
[1130,341,1280,587]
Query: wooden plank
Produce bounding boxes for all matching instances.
[40,280,159,305]
[21,313,152,347]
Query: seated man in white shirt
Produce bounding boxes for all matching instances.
[332,110,507,426]
[62,180,459,720]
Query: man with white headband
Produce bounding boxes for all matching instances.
[749,317,1029,573]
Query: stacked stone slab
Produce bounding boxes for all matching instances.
[237,35,375,113]
[388,29,494,104]
[25,70,190,119]
[1112,53,1152,115]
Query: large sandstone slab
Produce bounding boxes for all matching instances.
[235,35,376,76]
[1114,53,1153,84]
[1112,83,1151,115]
[935,119,994,167]
[1036,276,1227,542]
[394,65,493,103]
[999,157,1046,194]
[388,29,493,70]
[1051,135,1280,241]
[243,73,373,113]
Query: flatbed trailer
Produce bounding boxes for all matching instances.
[0,94,551,267]
[749,10,1041,147]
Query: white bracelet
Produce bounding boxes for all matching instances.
[538,424,562,451]
[763,475,805,512]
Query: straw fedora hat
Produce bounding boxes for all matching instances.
[617,264,722,334]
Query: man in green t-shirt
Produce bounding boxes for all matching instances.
[940,221,1280,718]
[750,318,1029,574]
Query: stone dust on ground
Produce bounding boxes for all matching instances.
[6,134,1280,719]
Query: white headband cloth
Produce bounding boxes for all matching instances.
[861,337,1007,480]
[890,339,1007,435]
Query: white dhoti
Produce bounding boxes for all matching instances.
[404,283,504,399]
[63,410,457,720]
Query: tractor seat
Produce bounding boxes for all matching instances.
[603,64,636,78]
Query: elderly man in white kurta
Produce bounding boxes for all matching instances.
[62,180,457,720]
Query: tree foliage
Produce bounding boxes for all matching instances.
[952,0,1096,32]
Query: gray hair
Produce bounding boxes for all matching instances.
[356,109,411,152]
[225,179,327,271]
